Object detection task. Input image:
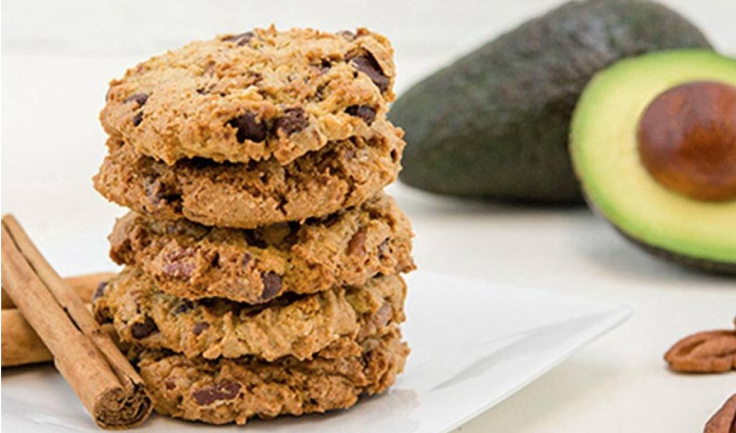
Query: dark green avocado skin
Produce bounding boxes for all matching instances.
[390,0,711,203]
[619,230,736,276]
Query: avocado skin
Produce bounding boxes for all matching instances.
[390,0,711,203]
[618,230,736,276]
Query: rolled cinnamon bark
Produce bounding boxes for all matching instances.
[2,306,124,367]
[2,308,53,366]
[1,272,114,309]
[2,273,112,366]
[1,304,114,367]
[1,215,151,429]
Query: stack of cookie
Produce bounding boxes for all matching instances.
[91,27,415,425]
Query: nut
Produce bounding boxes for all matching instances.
[705,393,736,433]
[665,330,736,373]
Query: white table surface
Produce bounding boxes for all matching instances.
[3,1,736,431]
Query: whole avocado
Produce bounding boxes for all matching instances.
[390,0,712,203]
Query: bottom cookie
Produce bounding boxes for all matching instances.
[135,327,408,425]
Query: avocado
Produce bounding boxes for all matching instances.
[571,50,736,274]
[390,0,711,203]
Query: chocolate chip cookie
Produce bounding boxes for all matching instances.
[93,119,404,229]
[134,327,408,425]
[108,192,414,303]
[101,27,395,165]
[93,267,406,362]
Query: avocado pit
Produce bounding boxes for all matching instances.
[637,80,736,202]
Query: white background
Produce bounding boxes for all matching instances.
[3,1,736,432]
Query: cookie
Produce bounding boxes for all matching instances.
[93,119,404,229]
[101,27,395,165]
[134,327,408,425]
[108,192,414,303]
[93,267,406,362]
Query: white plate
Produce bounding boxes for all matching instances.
[2,271,630,433]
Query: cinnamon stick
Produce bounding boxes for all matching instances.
[1,215,151,429]
[3,307,63,366]
[2,273,113,366]
[2,303,107,367]
[1,272,114,309]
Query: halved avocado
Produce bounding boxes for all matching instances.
[571,50,736,274]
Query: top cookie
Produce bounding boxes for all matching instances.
[101,27,395,165]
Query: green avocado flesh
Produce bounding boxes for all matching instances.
[571,50,736,270]
[390,0,711,203]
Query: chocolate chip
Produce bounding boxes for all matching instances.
[143,176,181,207]
[347,230,367,256]
[193,381,241,405]
[92,281,108,301]
[124,93,149,106]
[127,94,148,127]
[273,107,308,136]
[260,272,282,301]
[131,315,158,339]
[226,112,267,143]
[132,112,143,126]
[349,53,389,93]
[345,105,376,125]
[222,32,254,46]
[162,248,197,280]
[193,321,210,336]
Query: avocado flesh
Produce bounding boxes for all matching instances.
[390,0,711,203]
[571,50,736,270]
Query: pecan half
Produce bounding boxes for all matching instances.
[704,393,736,433]
[665,330,736,373]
